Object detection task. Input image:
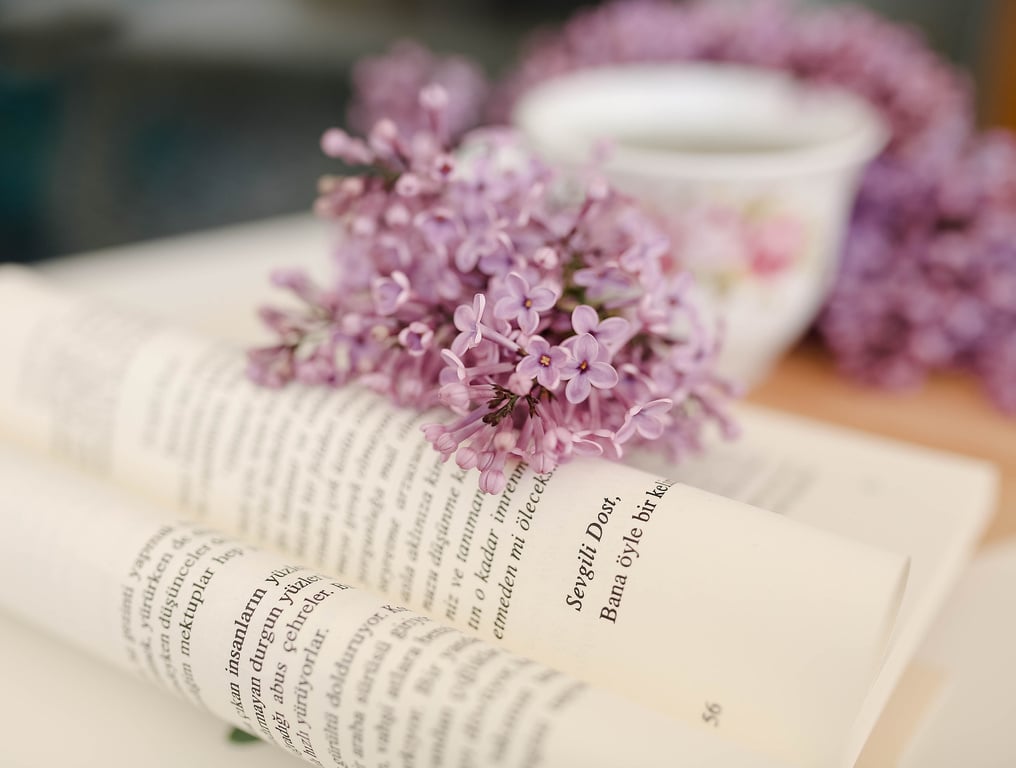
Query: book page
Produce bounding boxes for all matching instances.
[898,540,1016,767]
[627,406,996,765]
[0,266,907,766]
[0,441,792,768]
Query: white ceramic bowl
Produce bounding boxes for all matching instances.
[513,63,887,386]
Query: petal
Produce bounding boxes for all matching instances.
[455,241,480,272]
[615,415,636,444]
[572,439,603,457]
[636,417,665,440]
[454,303,475,332]
[456,445,479,470]
[480,469,507,495]
[450,332,470,357]
[573,333,600,362]
[549,346,570,366]
[596,316,630,345]
[527,336,549,355]
[440,382,470,411]
[516,356,541,379]
[441,349,465,374]
[537,366,561,391]
[519,308,540,335]
[643,398,673,417]
[530,286,559,311]
[587,362,619,390]
[565,374,591,404]
[558,361,579,381]
[505,271,528,299]
[618,243,644,271]
[494,295,518,321]
[571,305,599,335]
[472,292,486,318]
[437,269,462,301]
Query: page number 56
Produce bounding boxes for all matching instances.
[702,701,722,727]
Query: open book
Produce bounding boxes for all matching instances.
[0,244,996,768]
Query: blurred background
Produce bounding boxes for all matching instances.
[0,0,1011,263]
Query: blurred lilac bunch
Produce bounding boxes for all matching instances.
[249,88,735,493]
[492,0,970,156]
[348,40,489,143]
[967,134,1016,413]
[490,0,1015,409]
[825,131,1016,411]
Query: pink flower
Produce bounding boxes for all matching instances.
[616,399,673,443]
[560,334,619,404]
[398,321,434,356]
[371,271,411,315]
[252,89,736,493]
[574,429,622,460]
[414,208,462,248]
[452,294,489,356]
[320,128,373,165]
[516,337,568,389]
[571,304,630,355]
[494,272,558,334]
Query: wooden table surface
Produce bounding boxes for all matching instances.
[749,342,1016,546]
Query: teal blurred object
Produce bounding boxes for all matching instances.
[0,0,996,263]
[0,73,58,262]
[41,63,350,260]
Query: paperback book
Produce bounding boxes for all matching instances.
[0,248,995,768]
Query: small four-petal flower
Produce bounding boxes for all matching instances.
[560,333,619,403]
[494,272,558,334]
[516,337,568,390]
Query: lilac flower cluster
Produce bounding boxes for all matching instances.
[824,130,1016,411]
[490,0,1015,409]
[249,89,735,493]
[348,40,489,144]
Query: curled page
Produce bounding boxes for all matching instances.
[0,267,906,766]
[0,443,782,768]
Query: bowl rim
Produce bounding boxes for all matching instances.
[512,62,890,180]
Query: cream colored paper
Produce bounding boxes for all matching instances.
[898,540,1016,767]
[0,442,785,768]
[628,406,996,764]
[0,267,907,766]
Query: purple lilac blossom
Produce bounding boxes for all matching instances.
[560,333,620,404]
[517,337,569,390]
[249,88,735,492]
[494,272,559,334]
